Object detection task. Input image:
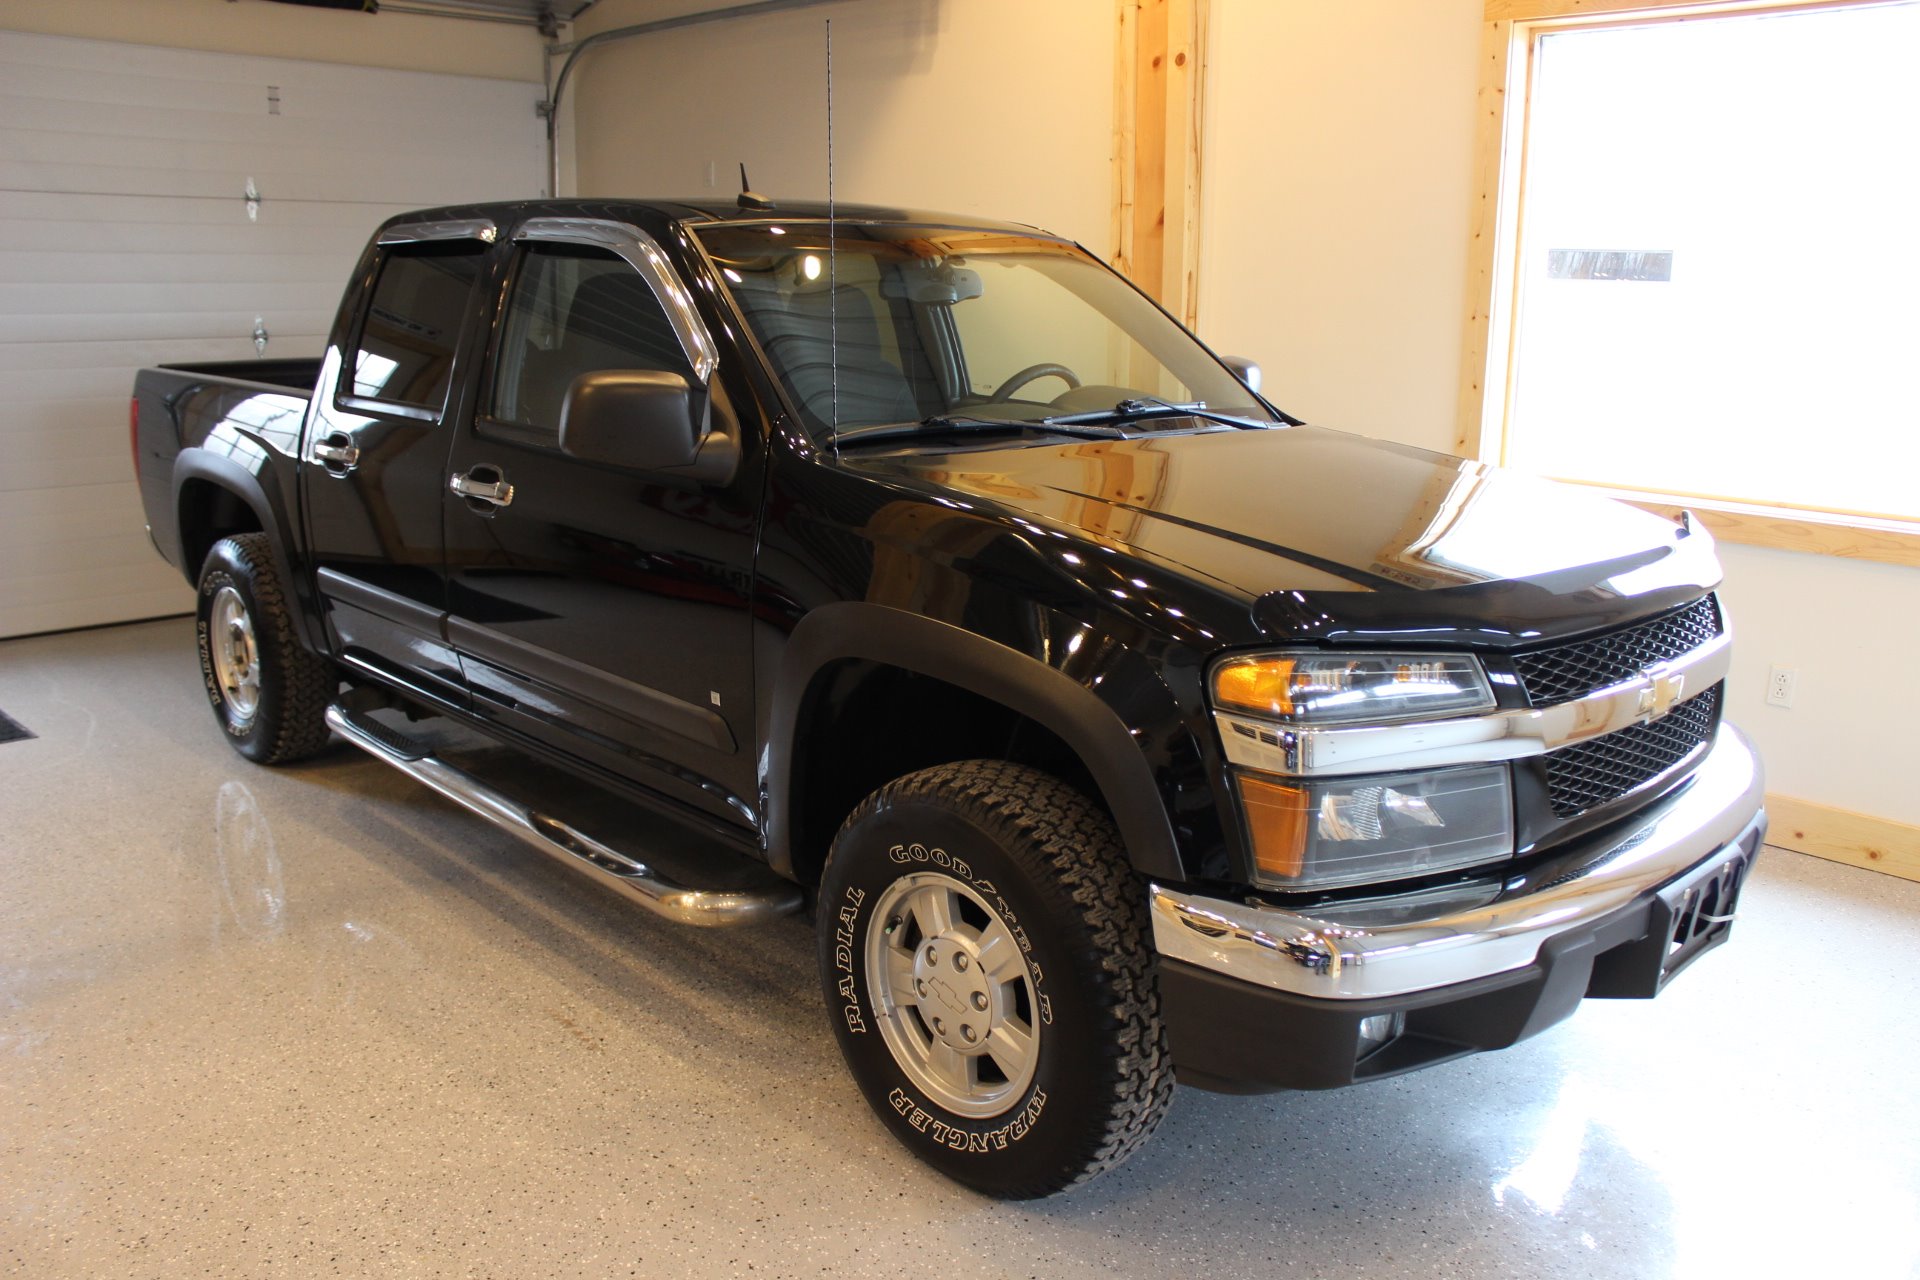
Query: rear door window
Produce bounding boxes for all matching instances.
[348,241,487,410]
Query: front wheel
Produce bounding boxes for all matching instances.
[817,760,1173,1198]
[195,533,335,764]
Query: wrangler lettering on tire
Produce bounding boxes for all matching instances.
[816,760,1173,1199]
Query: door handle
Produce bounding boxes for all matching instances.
[312,432,359,471]
[450,468,514,508]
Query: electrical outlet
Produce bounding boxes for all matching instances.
[1766,665,1796,708]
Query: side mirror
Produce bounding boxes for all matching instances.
[1220,356,1262,394]
[558,368,741,485]
[559,370,701,471]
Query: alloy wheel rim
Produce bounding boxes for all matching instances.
[210,586,261,724]
[864,871,1041,1119]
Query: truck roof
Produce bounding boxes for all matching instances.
[378,198,1057,240]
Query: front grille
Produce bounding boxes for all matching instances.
[1544,685,1720,818]
[1515,596,1722,707]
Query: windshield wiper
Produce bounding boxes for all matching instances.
[831,415,1126,448]
[1042,398,1280,432]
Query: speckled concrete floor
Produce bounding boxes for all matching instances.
[3,619,1917,1280]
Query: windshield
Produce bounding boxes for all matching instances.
[694,223,1273,440]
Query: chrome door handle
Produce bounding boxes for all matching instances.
[312,434,359,470]
[450,470,514,507]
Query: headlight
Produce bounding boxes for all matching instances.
[1237,764,1513,891]
[1212,651,1495,725]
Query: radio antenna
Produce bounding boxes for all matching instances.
[827,17,838,457]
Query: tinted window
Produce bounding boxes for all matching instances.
[488,242,688,443]
[349,241,486,408]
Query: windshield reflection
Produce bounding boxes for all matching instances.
[695,224,1271,440]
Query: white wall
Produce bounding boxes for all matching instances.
[1197,0,1482,447]
[569,0,1114,252]
[1198,0,1920,827]
[1717,543,1919,824]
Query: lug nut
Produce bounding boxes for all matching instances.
[971,991,988,1011]
[961,1025,978,1043]
[925,947,937,965]
[953,953,969,972]
[916,979,928,997]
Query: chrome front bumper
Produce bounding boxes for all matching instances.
[1150,724,1764,1001]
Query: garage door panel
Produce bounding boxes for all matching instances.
[4,37,540,128]
[0,312,336,344]
[0,190,416,229]
[0,249,346,287]
[5,562,189,610]
[3,38,541,118]
[0,397,130,436]
[0,32,541,637]
[0,61,279,117]
[0,584,194,639]
[0,91,539,155]
[0,154,517,208]
[1,436,156,497]
[0,216,373,258]
[0,525,162,579]
[0,489,191,617]
[3,349,326,406]
[2,281,351,318]
[3,123,534,196]
[0,337,326,373]
[0,481,149,541]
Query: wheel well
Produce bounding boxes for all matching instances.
[177,480,263,580]
[787,660,1104,886]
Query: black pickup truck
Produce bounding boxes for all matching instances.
[132,198,1765,1198]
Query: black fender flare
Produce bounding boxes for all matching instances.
[764,602,1185,882]
[170,448,323,653]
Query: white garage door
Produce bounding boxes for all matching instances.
[0,31,545,638]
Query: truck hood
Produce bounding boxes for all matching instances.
[855,425,1721,647]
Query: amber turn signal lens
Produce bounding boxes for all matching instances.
[1236,772,1311,881]
[1214,657,1298,717]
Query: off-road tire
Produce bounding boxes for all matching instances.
[817,759,1173,1198]
[195,533,334,764]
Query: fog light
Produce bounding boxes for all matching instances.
[1357,1012,1405,1057]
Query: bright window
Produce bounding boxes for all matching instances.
[1490,1,1919,523]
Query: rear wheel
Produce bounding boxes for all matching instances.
[195,533,334,764]
[817,760,1173,1198]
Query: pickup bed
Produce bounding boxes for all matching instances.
[133,197,1765,1198]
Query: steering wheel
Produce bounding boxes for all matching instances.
[988,363,1083,402]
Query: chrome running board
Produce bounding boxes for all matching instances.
[324,703,802,928]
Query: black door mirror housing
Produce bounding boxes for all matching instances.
[558,369,702,472]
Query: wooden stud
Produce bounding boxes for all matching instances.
[1112,0,1206,324]
[1111,0,1138,282]
[1454,17,1516,457]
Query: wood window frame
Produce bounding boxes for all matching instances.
[1456,0,1920,568]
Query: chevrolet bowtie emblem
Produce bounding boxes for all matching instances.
[1637,671,1686,721]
